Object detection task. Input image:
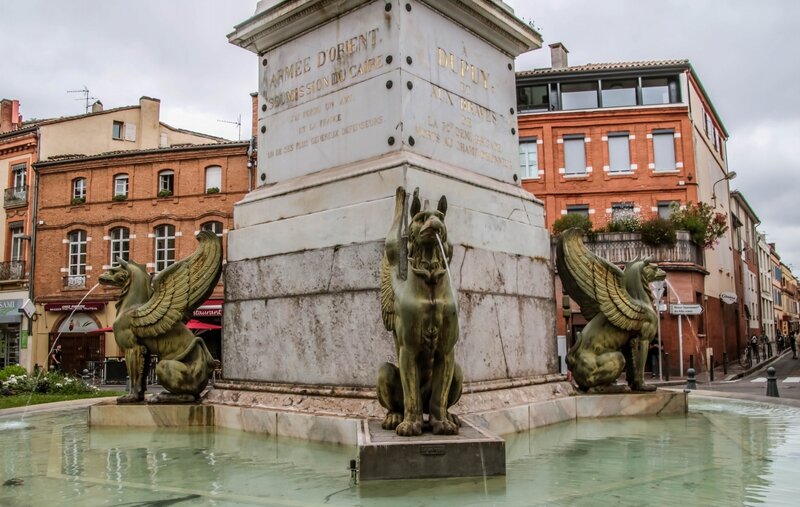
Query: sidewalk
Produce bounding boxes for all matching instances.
[648,348,791,387]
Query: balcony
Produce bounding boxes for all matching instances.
[4,186,28,208]
[63,274,87,289]
[553,231,705,267]
[0,261,25,281]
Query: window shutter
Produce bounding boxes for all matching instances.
[125,123,137,141]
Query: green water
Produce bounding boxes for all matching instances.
[1,397,798,506]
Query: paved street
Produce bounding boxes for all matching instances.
[665,349,800,400]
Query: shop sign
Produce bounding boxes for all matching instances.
[719,292,738,305]
[0,299,22,323]
[45,301,105,312]
[193,299,223,318]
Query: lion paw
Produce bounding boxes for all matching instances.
[396,420,423,437]
[631,383,657,392]
[448,413,461,427]
[382,412,403,430]
[116,393,145,404]
[432,419,459,435]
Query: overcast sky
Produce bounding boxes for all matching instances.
[1,0,797,268]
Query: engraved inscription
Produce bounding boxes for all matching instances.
[419,444,446,456]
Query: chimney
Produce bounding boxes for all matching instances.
[91,100,103,113]
[0,99,22,133]
[549,42,569,69]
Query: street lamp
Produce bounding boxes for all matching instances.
[711,171,737,207]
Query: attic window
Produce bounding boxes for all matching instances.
[112,121,124,140]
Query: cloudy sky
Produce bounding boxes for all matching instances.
[1,0,798,267]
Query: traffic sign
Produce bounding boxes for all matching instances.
[670,304,704,315]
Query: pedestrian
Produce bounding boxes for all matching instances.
[750,334,760,363]
[790,332,797,360]
[50,344,63,372]
[648,338,661,377]
[777,331,784,353]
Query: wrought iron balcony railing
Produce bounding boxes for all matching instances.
[63,274,87,289]
[0,261,25,281]
[553,231,705,268]
[4,185,28,208]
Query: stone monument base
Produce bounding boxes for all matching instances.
[357,419,504,481]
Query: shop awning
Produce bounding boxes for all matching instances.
[193,299,223,317]
[91,319,221,334]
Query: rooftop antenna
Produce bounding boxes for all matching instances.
[217,114,242,141]
[67,86,97,113]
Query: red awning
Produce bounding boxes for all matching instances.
[90,319,220,333]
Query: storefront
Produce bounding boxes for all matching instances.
[0,296,25,368]
[193,299,222,360]
[41,301,107,375]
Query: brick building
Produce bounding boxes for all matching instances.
[0,95,231,371]
[516,44,739,375]
[31,142,251,376]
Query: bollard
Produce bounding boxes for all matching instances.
[766,367,779,398]
[82,369,90,383]
[723,352,728,375]
[664,352,670,382]
[557,355,562,374]
[709,355,715,382]
[126,375,131,393]
[686,368,697,390]
[689,354,694,370]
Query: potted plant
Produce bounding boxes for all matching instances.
[71,196,86,205]
[640,216,677,248]
[205,187,220,194]
[112,194,127,202]
[157,189,173,198]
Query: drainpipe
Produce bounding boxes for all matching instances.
[27,129,41,369]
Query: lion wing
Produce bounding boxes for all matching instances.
[556,228,646,331]
[129,230,223,338]
[380,253,395,331]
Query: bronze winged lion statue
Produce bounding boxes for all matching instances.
[377,186,462,436]
[556,228,666,392]
[98,230,222,403]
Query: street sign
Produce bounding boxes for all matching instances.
[670,304,704,315]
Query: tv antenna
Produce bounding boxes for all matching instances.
[218,114,242,141]
[67,86,97,113]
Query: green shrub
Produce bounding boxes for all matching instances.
[604,214,642,233]
[112,194,127,201]
[0,364,27,381]
[71,196,86,205]
[553,213,593,236]
[157,189,173,198]
[0,370,98,396]
[640,217,677,247]
[205,187,220,194]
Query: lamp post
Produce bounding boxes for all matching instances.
[711,171,737,208]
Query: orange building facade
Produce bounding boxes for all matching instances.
[30,142,251,376]
[516,50,740,375]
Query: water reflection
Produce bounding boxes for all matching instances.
[0,397,798,506]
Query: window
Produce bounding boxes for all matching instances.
[563,136,586,175]
[518,140,539,179]
[67,230,87,287]
[566,205,590,217]
[607,133,630,172]
[601,79,637,107]
[611,202,635,221]
[658,201,678,219]
[9,222,24,262]
[642,77,679,105]
[112,121,124,140]
[516,85,550,112]
[11,163,26,191]
[652,131,676,171]
[72,178,87,202]
[109,227,130,266]
[561,82,598,110]
[158,170,174,196]
[154,224,176,272]
[201,221,223,236]
[114,174,129,198]
[205,166,222,192]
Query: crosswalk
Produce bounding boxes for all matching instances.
[750,376,800,383]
